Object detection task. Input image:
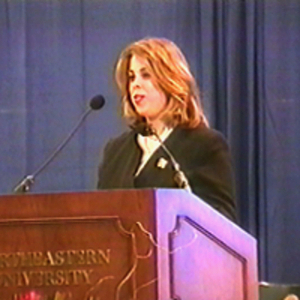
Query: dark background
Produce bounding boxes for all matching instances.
[1,0,299,284]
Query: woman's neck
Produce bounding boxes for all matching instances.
[147,119,167,136]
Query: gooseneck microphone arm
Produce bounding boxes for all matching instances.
[13,109,91,194]
[136,123,191,192]
[153,131,192,192]
[13,95,105,194]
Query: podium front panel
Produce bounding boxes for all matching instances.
[0,189,258,300]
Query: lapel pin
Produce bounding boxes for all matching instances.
[156,157,168,169]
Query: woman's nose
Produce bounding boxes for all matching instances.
[132,75,142,87]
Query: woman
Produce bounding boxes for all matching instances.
[98,37,236,221]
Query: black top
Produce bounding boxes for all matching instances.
[98,125,236,221]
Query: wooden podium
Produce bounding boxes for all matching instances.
[0,189,258,300]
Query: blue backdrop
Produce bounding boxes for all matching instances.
[1,0,300,284]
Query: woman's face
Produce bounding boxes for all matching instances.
[128,55,168,121]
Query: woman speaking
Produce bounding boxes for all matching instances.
[97,37,236,222]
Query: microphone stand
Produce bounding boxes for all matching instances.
[13,175,34,194]
[13,108,93,194]
[151,129,192,192]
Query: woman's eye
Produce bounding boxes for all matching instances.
[142,72,151,79]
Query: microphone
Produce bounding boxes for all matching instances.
[135,122,191,192]
[13,94,105,194]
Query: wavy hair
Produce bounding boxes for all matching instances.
[114,37,208,128]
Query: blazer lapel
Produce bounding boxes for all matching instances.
[134,128,181,188]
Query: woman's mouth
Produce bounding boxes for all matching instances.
[133,94,145,105]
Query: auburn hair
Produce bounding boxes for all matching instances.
[114,37,208,128]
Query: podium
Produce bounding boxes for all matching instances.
[0,189,258,300]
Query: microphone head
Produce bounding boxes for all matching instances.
[89,95,105,110]
[133,122,155,136]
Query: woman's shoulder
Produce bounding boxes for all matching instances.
[176,125,228,146]
[104,129,135,150]
[110,129,134,143]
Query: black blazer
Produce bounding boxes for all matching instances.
[98,125,236,221]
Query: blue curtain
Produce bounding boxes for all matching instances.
[1,0,300,284]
